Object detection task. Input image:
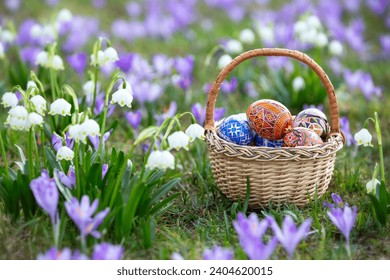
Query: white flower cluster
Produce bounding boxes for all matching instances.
[354,128,373,147]
[111,82,134,108]
[146,124,205,170]
[48,98,72,116]
[294,15,328,48]
[0,27,15,44]
[36,51,64,70]
[56,146,74,161]
[90,47,119,67]
[68,119,100,143]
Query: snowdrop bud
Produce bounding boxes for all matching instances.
[90,50,105,66]
[168,131,190,150]
[52,55,64,70]
[83,80,95,95]
[81,119,100,137]
[300,27,317,43]
[68,124,85,143]
[111,89,133,108]
[329,40,343,56]
[57,9,72,23]
[30,95,47,115]
[307,15,322,29]
[185,124,205,142]
[36,51,49,67]
[56,146,74,161]
[239,28,255,44]
[0,42,4,59]
[28,112,44,126]
[294,20,308,35]
[225,39,243,54]
[146,150,175,170]
[292,76,305,92]
[218,54,232,70]
[0,29,15,43]
[354,128,373,147]
[366,178,380,194]
[6,105,29,130]
[1,92,18,108]
[314,33,328,47]
[27,80,38,91]
[104,47,119,64]
[49,98,72,116]
[30,24,43,38]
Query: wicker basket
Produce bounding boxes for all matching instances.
[204,48,344,208]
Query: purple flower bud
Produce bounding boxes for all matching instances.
[102,164,108,179]
[323,193,349,209]
[174,55,194,77]
[340,116,355,146]
[88,130,111,151]
[5,0,21,12]
[327,205,357,245]
[67,53,87,75]
[51,133,63,152]
[124,109,142,130]
[20,47,42,66]
[116,53,134,73]
[221,77,238,94]
[92,243,124,260]
[57,166,76,189]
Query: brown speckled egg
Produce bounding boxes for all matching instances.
[246,99,293,140]
[293,108,329,138]
[283,127,323,147]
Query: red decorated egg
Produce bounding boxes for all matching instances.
[246,99,293,140]
[293,108,329,138]
[283,127,323,147]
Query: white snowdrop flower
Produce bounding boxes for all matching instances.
[168,131,190,151]
[30,24,43,38]
[68,124,85,143]
[36,51,49,67]
[119,81,134,94]
[111,88,133,108]
[57,9,73,23]
[292,76,305,92]
[218,54,232,70]
[314,32,328,48]
[0,42,4,59]
[366,178,380,194]
[90,50,105,66]
[56,146,74,161]
[329,40,343,56]
[257,25,274,44]
[307,15,322,29]
[28,112,44,126]
[225,39,243,54]
[354,128,373,147]
[146,150,175,170]
[42,25,56,39]
[299,27,318,43]
[293,20,308,35]
[185,124,205,142]
[52,55,64,70]
[80,119,100,137]
[83,80,95,95]
[49,98,72,116]
[30,95,47,115]
[1,92,18,108]
[6,105,29,130]
[239,28,255,44]
[0,29,15,43]
[103,47,119,64]
[27,80,38,93]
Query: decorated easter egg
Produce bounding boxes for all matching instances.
[293,108,329,138]
[283,127,323,147]
[218,113,255,145]
[247,99,293,140]
[254,135,283,148]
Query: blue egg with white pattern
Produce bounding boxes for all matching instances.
[254,135,283,148]
[217,113,255,145]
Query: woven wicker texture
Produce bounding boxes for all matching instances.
[205,48,344,208]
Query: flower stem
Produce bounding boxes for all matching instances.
[52,214,60,248]
[80,235,87,254]
[91,66,99,112]
[28,128,35,180]
[74,141,81,198]
[345,240,351,258]
[50,69,57,100]
[374,112,385,184]
[0,131,10,179]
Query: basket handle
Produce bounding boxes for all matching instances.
[205,48,341,135]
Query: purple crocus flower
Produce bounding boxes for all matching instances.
[340,116,355,146]
[327,205,358,255]
[153,54,173,76]
[203,246,234,260]
[380,35,390,54]
[344,70,382,100]
[268,216,311,259]
[92,0,106,8]
[52,133,63,152]
[124,110,142,130]
[20,47,41,66]
[88,130,111,151]
[30,170,59,225]
[65,195,109,239]
[102,164,108,179]
[92,243,124,260]
[67,53,87,75]
[38,247,88,260]
[174,55,194,77]
[57,166,76,189]
[154,101,177,126]
[366,0,389,15]
[116,53,134,73]
[94,95,116,116]
[192,102,225,125]
[221,77,238,94]
[233,213,278,260]
[323,193,349,209]
[5,0,21,11]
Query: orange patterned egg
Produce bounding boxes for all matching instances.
[246,99,293,140]
[282,127,323,147]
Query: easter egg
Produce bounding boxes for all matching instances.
[293,108,329,138]
[247,99,293,140]
[254,135,283,148]
[283,127,323,147]
[217,114,255,145]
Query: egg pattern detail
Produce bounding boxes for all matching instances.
[293,108,329,138]
[218,114,255,145]
[283,127,323,147]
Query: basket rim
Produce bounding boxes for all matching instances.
[205,129,343,162]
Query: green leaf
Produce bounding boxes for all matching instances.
[53,170,73,202]
[15,144,26,165]
[134,126,159,146]
[44,147,61,171]
[149,178,180,207]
